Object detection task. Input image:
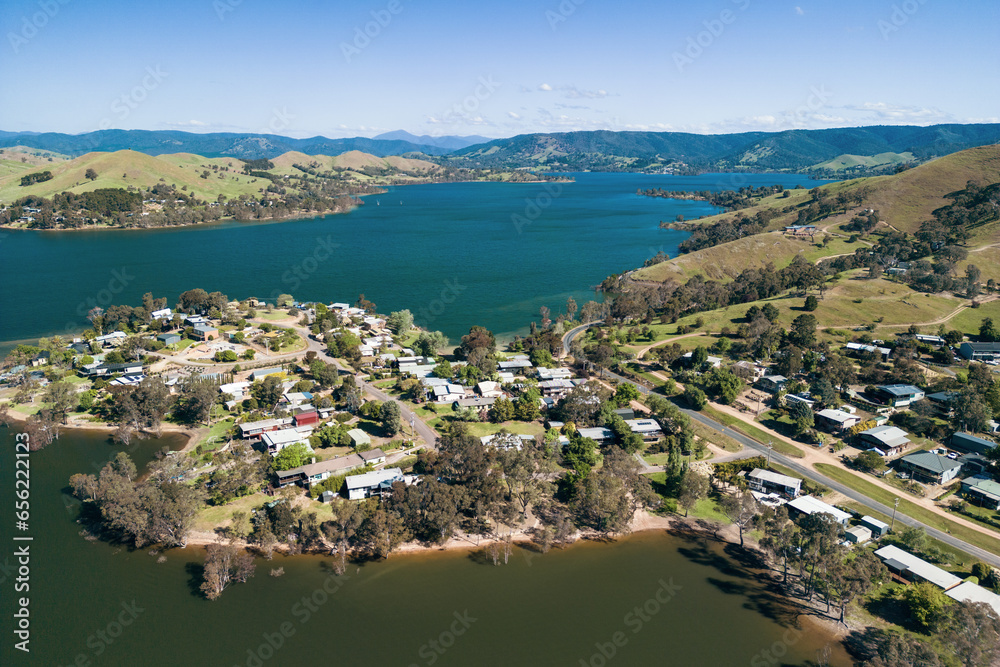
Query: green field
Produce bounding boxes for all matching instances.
[815,463,1000,556]
[700,405,805,458]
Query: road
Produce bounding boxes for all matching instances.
[561,321,602,356]
[565,325,1000,566]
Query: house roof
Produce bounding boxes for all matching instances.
[346,467,403,491]
[262,428,313,447]
[962,342,1000,352]
[347,428,371,444]
[359,448,386,462]
[578,427,614,440]
[860,425,910,449]
[962,475,1000,501]
[787,495,851,522]
[748,468,802,490]
[946,581,1000,617]
[277,453,364,480]
[952,432,997,453]
[877,384,923,397]
[860,515,889,531]
[816,408,858,424]
[846,525,872,540]
[625,419,662,434]
[874,544,962,590]
[901,451,962,474]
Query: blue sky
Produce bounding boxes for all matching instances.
[1,0,997,138]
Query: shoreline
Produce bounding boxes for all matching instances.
[1,405,199,450]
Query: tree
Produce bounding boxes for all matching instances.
[955,389,993,433]
[804,295,818,311]
[853,450,886,473]
[899,525,928,554]
[720,490,759,548]
[514,388,541,422]
[566,296,578,321]
[902,582,949,631]
[250,375,284,411]
[691,345,708,367]
[571,448,658,536]
[789,313,818,347]
[761,303,780,323]
[488,397,514,423]
[432,359,453,379]
[980,318,1000,342]
[945,600,1000,667]
[85,167,98,181]
[43,381,78,423]
[613,382,640,407]
[355,293,377,313]
[683,386,707,410]
[457,325,496,360]
[787,399,815,436]
[381,400,402,436]
[276,294,294,307]
[386,310,414,335]
[175,378,218,425]
[678,469,709,517]
[705,368,743,405]
[760,506,796,584]
[200,543,255,600]
[855,629,942,667]
[828,550,886,625]
[413,331,449,357]
[563,435,600,475]
[272,443,311,471]
[310,360,339,388]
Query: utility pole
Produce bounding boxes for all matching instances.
[766,440,773,467]
[890,497,900,532]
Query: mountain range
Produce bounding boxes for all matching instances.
[2,123,998,173]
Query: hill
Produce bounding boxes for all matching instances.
[373,130,491,151]
[0,129,454,159]
[447,124,1000,173]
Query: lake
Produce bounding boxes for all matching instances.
[0,426,851,666]
[0,172,829,353]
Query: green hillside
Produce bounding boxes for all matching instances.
[810,151,915,172]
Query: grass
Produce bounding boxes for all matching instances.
[462,421,546,438]
[840,501,975,565]
[946,299,1000,337]
[690,420,742,452]
[257,311,293,321]
[193,418,235,450]
[815,463,1000,557]
[701,404,805,458]
[192,492,268,531]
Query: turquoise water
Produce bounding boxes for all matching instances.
[0,172,828,350]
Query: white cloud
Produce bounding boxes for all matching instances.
[507,111,521,120]
[165,119,209,128]
[538,83,553,91]
[795,6,804,15]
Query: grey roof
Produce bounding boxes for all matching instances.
[359,448,386,462]
[951,432,997,454]
[861,515,889,531]
[901,451,962,474]
[816,408,858,424]
[346,467,403,491]
[787,495,851,522]
[277,453,365,480]
[877,384,923,397]
[577,427,614,441]
[748,468,802,490]
[962,342,1000,352]
[860,425,910,449]
[946,582,1000,616]
[874,545,962,590]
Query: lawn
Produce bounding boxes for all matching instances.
[701,405,805,458]
[946,299,1000,336]
[690,420,742,452]
[839,501,975,565]
[463,421,546,438]
[192,492,268,532]
[193,418,235,449]
[815,463,1000,556]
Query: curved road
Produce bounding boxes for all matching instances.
[565,321,1000,566]
[562,321,603,356]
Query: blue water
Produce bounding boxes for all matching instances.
[0,172,829,349]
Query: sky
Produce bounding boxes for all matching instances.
[1,0,998,139]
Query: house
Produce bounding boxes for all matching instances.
[319,490,336,503]
[950,432,997,456]
[94,331,127,346]
[958,453,990,477]
[453,397,496,409]
[219,381,251,400]
[157,332,181,346]
[348,429,371,448]
[359,448,387,466]
[481,433,534,451]
[734,361,767,381]
[498,359,533,372]
[746,468,802,497]
[860,516,890,538]
[108,374,145,390]
[346,468,405,500]
[282,391,313,409]
[959,342,1000,361]
[874,545,962,590]
[873,384,925,408]
[192,324,218,341]
[537,367,573,381]
[783,224,817,235]
[961,475,1000,510]
[898,451,962,484]
[857,425,911,456]
[845,525,872,544]
[815,408,861,433]
[262,428,314,454]
[845,342,891,361]
[757,375,788,393]
[786,495,851,526]
[250,368,283,381]
[275,453,365,488]
[946,582,1000,618]
[577,427,614,444]
[784,393,816,408]
[927,391,958,417]
[84,362,144,377]
[614,407,635,421]
[476,381,504,399]
[913,334,946,347]
[625,419,664,443]
[293,408,319,427]
[538,379,574,397]
[185,315,209,326]
[151,308,172,320]
[238,417,293,440]
[681,351,722,368]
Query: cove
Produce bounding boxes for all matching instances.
[0,426,850,665]
[0,172,830,354]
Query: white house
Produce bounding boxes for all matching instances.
[262,427,314,454]
[347,468,405,500]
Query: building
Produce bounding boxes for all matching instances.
[845,342,891,361]
[784,393,816,408]
[959,342,1000,361]
[84,362,144,377]
[262,428,314,454]
[613,407,635,421]
[926,391,958,417]
[913,334,946,347]
[348,429,371,448]
[293,408,319,427]
[873,384,925,408]
[476,381,504,399]
[537,367,573,381]
[857,425,911,457]
[786,495,851,526]
[898,451,962,484]
[346,468,405,500]
[681,351,722,368]
[946,582,1000,617]
[757,375,788,393]
[815,408,861,433]
[961,475,1000,510]
[250,367,283,381]
[950,432,997,456]
[874,545,962,590]
[481,433,534,451]
[845,525,872,544]
[746,468,802,497]
[538,379,574,397]
[860,516,890,538]
[577,427,614,444]
[453,397,496,409]
[359,448,387,466]
[275,453,365,488]
[625,419,664,443]
[192,324,219,341]
[150,308,172,320]
[238,417,293,440]
[498,359,533,372]
[157,332,181,346]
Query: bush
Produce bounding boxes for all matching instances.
[683,386,707,410]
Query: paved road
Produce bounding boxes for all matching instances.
[561,321,602,356]
[580,352,1000,566]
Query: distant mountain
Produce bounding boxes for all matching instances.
[448,124,1000,172]
[0,130,455,159]
[374,130,493,151]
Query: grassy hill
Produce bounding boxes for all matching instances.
[810,151,915,172]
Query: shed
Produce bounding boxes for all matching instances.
[319,490,336,503]
[860,515,890,538]
[787,495,851,526]
[950,432,997,456]
[348,429,371,448]
[157,332,181,346]
[845,525,872,544]
[874,544,962,590]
